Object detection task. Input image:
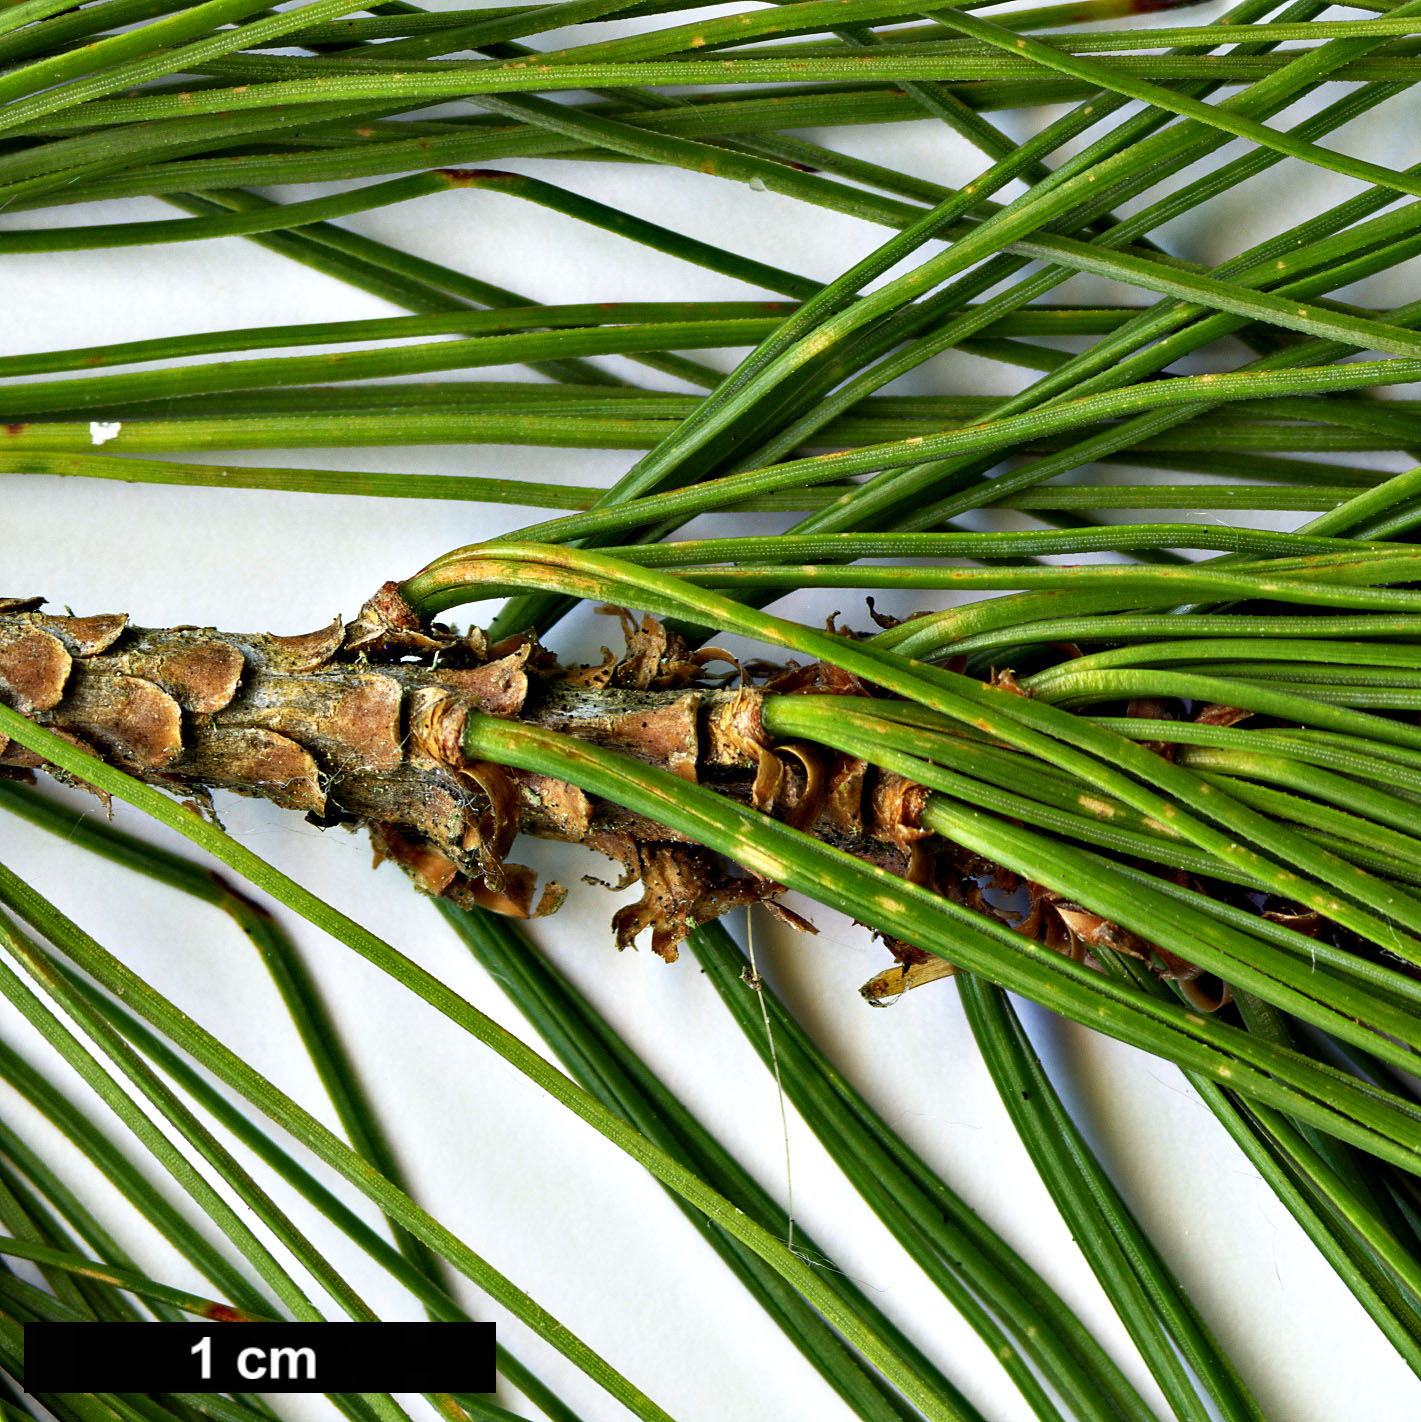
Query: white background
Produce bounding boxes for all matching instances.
[5,4,1421,1416]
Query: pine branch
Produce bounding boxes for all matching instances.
[0,589,938,960]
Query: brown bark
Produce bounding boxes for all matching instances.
[0,588,1223,996]
[0,588,945,966]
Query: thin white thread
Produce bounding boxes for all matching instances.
[744,907,795,1253]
